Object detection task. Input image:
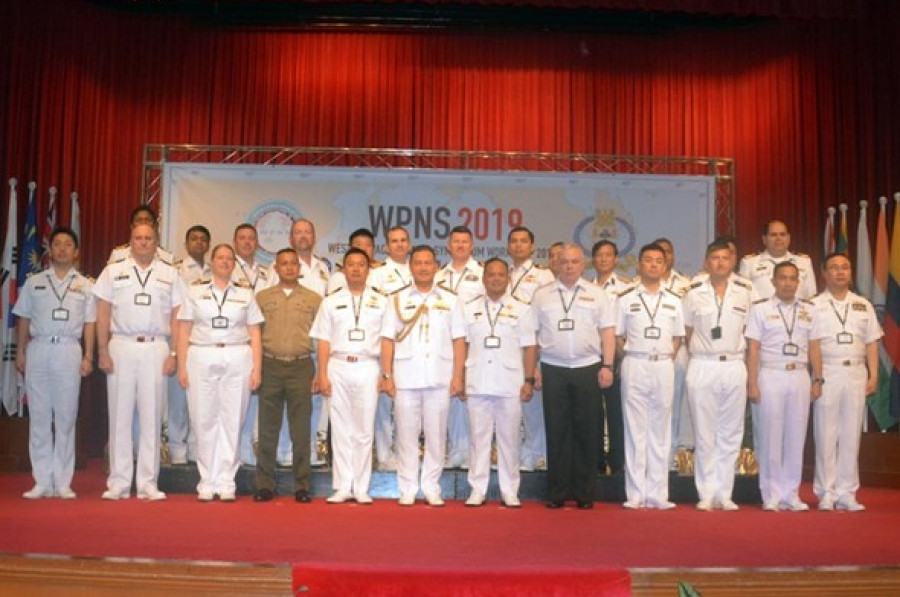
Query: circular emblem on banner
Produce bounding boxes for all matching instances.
[247,201,301,263]
[572,210,637,256]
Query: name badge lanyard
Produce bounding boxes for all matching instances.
[777,302,799,356]
[484,298,503,347]
[449,267,468,294]
[510,264,534,300]
[639,292,663,339]
[48,273,74,321]
[830,299,853,344]
[238,262,258,291]
[557,286,579,331]
[348,293,365,341]
[211,286,230,329]
[133,267,153,306]
[710,288,725,340]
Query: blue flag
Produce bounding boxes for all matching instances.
[18,183,42,287]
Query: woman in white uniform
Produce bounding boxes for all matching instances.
[177,244,263,502]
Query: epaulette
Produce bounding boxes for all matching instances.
[173,258,184,267]
[466,294,484,304]
[537,279,555,290]
[795,252,810,258]
[800,298,813,305]
[388,286,406,296]
[534,263,548,269]
[437,280,457,295]
[84,275,95,283]
[371,286,387,296]
[741,253,758,260]
[732,279,750,289]
[371,260,384,268]
[333,263,343,272]
[511,294,531,306]
[26,270,40,279]
[687,281,702,291]
[752,297,768,304]
[234,280,252,290]
[107,256,127,265]
[318,256,333,273]
[664,288,681,298]
[325,286,343,297]
[191,278,209,285]
[617,286,636,298]
[619,275,633,285]
[157,257,173,266]
[476,260,485,268]
[115,242,129,250]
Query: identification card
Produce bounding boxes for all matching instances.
[348,329,366,342]
[134,293,152,306]
[710,326,722,340]
[836,332,853,345]
[782,342,799,356]
[484,335,501,348]
[212,316,229,329]
[558,318,575,331]
[644,326,661,339]
[52,308,70,321]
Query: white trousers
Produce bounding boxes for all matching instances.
[520,387,546,467]
[622,357,674,505]
[187,344,252,495]
[686,359,747,503]
[814,362,867,502]
[106,338,168,494]
[467,393,521,497]
[25,339,81,491]
[374,393,395,465]
[328,358,379,494]
[394,387,449,497]
[757,369,811,505]
[446,396,470,464]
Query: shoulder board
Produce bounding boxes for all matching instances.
[158,258,173,267]
[688,281,702,290]
[370,286,387,296]
[318,256,333,273]
[752,297,768,304]
[325,286,343,297]
[333,263,343,272]
[26,270,40,279]
[620,276,633,285]
[617,286,636,298]
[173,258,184,267]
[537,280,555,290]
[437,281,457,295]
[115,242,129,250]
[795,252,809,258]
[81,275,95,283]
[732,279,750,289]
[511,295,531,306]
[191,278,209,286]
[466,294,484,304]
[534,263,548,269]
[388,286,405,296]
[664,288,681,298]
[107,256,127,265]
[800,298,813,305]
[371,260,384,268]
[476,260,485,267]
[741,253,758,260]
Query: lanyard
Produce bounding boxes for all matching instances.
[133,266,152,291]
[484,298,504,336]
[448,266,468,293]
[46,273,74,307]
[829,299,849,332]
[351,292,363,329]
[212,285,230,316]
[712,285,726,328]
[639,292,662,325]
[238,262,258,290]
[558,286,580,316]
[510,263,534,298]
[777,302,798,342]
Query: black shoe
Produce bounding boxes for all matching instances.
[254,488,274,502]
[295,490,312,503]
[577,500,594,510]
[545,500,565,509]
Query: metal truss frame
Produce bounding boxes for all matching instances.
[142,145,735,235]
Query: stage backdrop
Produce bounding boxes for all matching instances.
[162,163,715,277]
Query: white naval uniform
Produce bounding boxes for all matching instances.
[231,256,275,467]
[369,258,412,468]
[310,287,389,498]
[167,256,210,463]
[509,259,555,470]
[382,284,466,498]
[616,284,686,506]
[93,257,182,497]
[179,281,263,496]
[663,271,694,459]
[108,244,174,265]
[745,296,822,507]
[297,254,331,467]
[14,269,96,493]
[739,250,817,300]
[462,294,535,499]
[682,277,752,505]
[438,258,485,469]
[811,290,882,505]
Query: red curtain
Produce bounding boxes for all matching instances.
[2,0,899,276]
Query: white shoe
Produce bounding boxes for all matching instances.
[197,491,214,502]
[762,501,779,511]
[101,488,130,501]
[465,491,485,507]
[818,496,835,511]
[622,500,642,510]
[779,499,809,512]
[57,487,77,500]
[326,490,354,504]
[219,491,236,502]
[501,493,521,508]
[354,493,373,505]
[137,487,167,501]
[719,499,739,511]
[696,500,713,511]
[836,497,866,512]
[23,485,54,499]
[425,493,445,507]
[647,498,676,510]
[398,493,416,506]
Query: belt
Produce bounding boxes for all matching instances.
[113,334,163,343]
[264,352,311,362]
[823,357,865,367]
[625,352,672,361]
[331,353,377,363]
[691,353,744,362]
[191,341,250,348]
[760,362,808,371]
[32,335,80,345]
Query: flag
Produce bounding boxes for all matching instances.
[856,200,873,299]
[70,191,80,241]
[823,206,836,256]
[18,182,42,288]
[869,195,897,429]
[836,203,849,255]
[40,186,58,269]
[1,179,19,416]
[883,192,900,420]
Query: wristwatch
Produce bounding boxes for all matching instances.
[524,377,536,385]
[812,377,825,385]
[381,372,392,380]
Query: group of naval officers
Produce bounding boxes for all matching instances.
[14,206,880,512]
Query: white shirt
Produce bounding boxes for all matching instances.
[107,244,173,265]
[739,250,817,299]
[509,259,554,304]
[93,257,182,336]
[297,254,331,297]
[310,287,390,359]
[593,272,632,307]
[437,258,484,304]
[532,278,615,368]
[661,269,692,298]
[14,268,97,339]
[463,294,536,399]
[177,281,263,345]
[382,284,466,390]
[810,290,883,359]
[682,277,753,356]
[232,256,274,294]
[745,296,822,364]
[370,258,412,295]
[174,255,210,285]
[615,284,686,357]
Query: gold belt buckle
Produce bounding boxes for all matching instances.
[785,363,797,371]
[718,355,727,362]
[346,356,359,363]
[842,360,851,366]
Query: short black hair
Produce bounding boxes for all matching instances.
[449,225,473,239]
[275,247,298,259]
[705,239,732,257]
[507,226,534,244]
[822,252,851,270]
[591,239,618,257]
[130,205,157,225]
[49,226,79,248]
[483,256,509,273]
[772,261,799,277]
[639,243,666,260]
[185,225,211,243]
[343,247,371,265]
[410,244,437,261]
[233,223,257,238]
[349,228,375,245]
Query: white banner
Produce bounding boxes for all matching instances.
[162,163,716,277]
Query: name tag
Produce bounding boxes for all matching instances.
[348,329,365,342]
[710,326,722,340]
[644,326,661,339]
[134,293,152,306]
[836,332,853,345]
[212,316,229,329]
[783,342,799,356]
[52,308,70,321]
[558,319,575,331]
[484,335,501,348]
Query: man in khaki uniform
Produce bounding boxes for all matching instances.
[253,249,322,503]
